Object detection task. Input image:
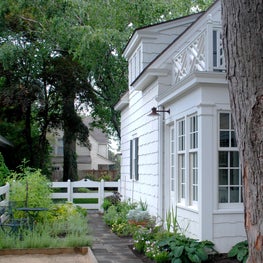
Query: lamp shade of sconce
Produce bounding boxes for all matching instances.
[148,107,170,116]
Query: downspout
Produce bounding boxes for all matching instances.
[158,107,165,221]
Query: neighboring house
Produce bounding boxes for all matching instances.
[49,117,115,173]
[115,0,245,253]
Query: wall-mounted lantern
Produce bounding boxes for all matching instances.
[148,107,170,116]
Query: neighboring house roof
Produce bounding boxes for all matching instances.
[0,135,13,148]
[82,117,109,144]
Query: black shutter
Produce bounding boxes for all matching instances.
[135,138,139,180]
[130,140,133,179]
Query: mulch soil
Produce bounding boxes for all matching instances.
[128,244,240,263]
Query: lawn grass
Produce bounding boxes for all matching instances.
[73,198,98,204]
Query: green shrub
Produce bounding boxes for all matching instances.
[103,199,137,227]
[111,221,137,237]
[0,153,10,186]
[228,240,248,263]
[49,202,87,222]
[144,240,170,263]
[7,164,53,222]
[102,191,122,211]
[133,227,156,253]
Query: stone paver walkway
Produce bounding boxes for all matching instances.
[88,211,143,263]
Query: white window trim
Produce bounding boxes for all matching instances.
[170,126,175,193]
[189,114,198,207]
[177,118,186,205]
[218,111,242,209]
[130,137,139,181]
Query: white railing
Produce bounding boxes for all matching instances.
[172,25,226,85]
[51,179,121,211]
[0,179,121,212]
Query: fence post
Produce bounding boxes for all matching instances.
[99,179,104,212]
[6,183,10,203]
[117,179,121,193]
[67,179,72,202]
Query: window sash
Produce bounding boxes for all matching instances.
[170,127,175,192]
[189,115,198,149]
[218,112,241,204]
[178,154,186,201]
[190,152,198,202]
[178,119,185,151]
[130,138,139,180]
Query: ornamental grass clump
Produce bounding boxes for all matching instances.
[127,209,151,226]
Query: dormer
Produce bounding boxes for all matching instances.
[123,13,203,86]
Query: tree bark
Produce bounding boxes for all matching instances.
[62,95,78,182]
[221,1,263,262]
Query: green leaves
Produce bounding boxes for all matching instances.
[158,234,214,263]
[0,0,215,170]
[228,240,248,263]
[171,245,184,258]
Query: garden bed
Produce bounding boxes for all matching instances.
[0,247,98,263]
[129,245,240,263]
[0,246,89,256]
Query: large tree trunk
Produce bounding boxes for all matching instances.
[62,96,78,182]
[221,1,263,262]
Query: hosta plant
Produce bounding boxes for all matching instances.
[228,240,248,263]
[158,234,215,263]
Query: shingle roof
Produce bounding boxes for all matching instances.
[82,117,109,144]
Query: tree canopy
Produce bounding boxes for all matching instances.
[0,0,212,178]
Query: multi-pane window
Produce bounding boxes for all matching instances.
[178,120,185,151]
[190,115,198,149]
[218,113,242,204]
[129,46,142,84]
[219,112,237,148]
[176,115,199,207]
[130,138,139,180]
[189,115,198,203]
[213,29,225,71]
[178,119,185,202]
[170,127,175,192]
[178,154,186,200]
[190,153,198,202]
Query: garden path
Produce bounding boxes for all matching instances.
[88,210,144,263]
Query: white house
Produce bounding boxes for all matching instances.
[49,117,115,174]
[115,0,246,253]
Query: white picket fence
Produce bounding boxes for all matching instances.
[0,179,120,212]
[51,179,121,211]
